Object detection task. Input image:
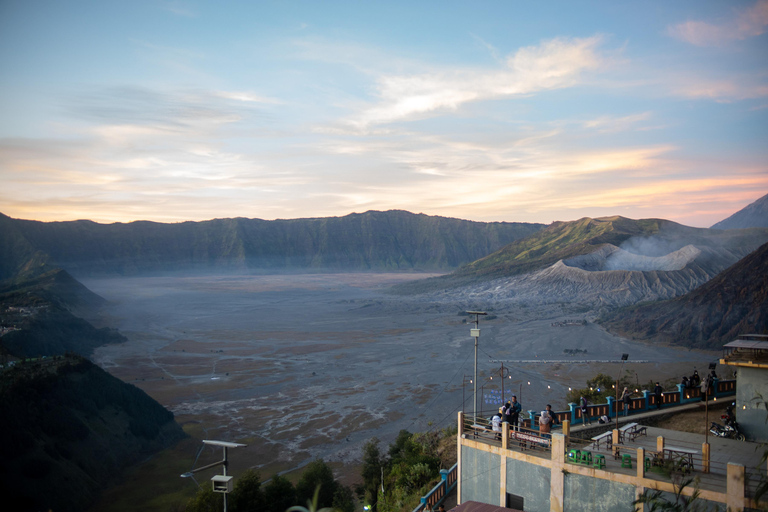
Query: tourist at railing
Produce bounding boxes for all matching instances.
[580,396,591,424]
[491,408,503,440]
[509,395,522,431]
[620,387,631,416]
[539,404,557,438]
[654,382,663,409]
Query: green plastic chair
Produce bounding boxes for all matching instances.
[621,454,632,468]
[593,454,606,469]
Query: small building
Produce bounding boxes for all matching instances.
[720,334,768,443]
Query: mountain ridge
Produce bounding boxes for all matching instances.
[391,216,768,295]
[3,210,545,276]
[598,241,768,349]
[711,192,768,230]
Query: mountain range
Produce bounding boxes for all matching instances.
[393,215,768,304]
[0,210,543,277]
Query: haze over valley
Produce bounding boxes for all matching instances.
[2,2,768,509]
[5,197,767,510]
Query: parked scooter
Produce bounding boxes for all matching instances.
[709,402,746,441]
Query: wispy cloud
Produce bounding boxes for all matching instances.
[349,36,604,128]
[668,74,768,102]
[668,0,768,46]
[582,112,653,132]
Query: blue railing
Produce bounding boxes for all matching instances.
[412,463,457,512]
[549,378,736,426]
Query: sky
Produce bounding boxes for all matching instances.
[1,1,767,227]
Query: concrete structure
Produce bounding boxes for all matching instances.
[456,410,766,512]
[720,335,768,443]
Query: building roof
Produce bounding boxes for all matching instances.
[449,501,522,512]
[721,336,768,368]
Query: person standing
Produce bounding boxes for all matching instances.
[620,387,631,416]
[509,395,522,431]
[580,396,590,424]
[539,404,557,437]
[501,400,512,425]
[654,382,663,409]
[491,407,503,440]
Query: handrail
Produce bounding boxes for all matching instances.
[411,463,458,512]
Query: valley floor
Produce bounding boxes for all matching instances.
[83,273,719,511]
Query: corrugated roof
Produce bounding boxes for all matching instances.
[723,340,768,350]
[449,501,522,512]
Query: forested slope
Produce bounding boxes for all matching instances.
[0,355,186,512]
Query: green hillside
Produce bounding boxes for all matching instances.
[5,210,544,275]
[391,216,668,293]
[0,355,186,512]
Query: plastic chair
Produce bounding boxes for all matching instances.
[580,450,593,465]
[593,454,606,469]
[568,449,580,463]
[621,454,632,468]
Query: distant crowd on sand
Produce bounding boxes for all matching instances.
[489,367,719,431]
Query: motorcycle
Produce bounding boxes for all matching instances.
[709,403,746,441]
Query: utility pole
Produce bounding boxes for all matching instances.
[468,311,487,424]
[615,354,629,432]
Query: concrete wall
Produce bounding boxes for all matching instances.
[460,445,500,505]
[506,457,551,512]
[735,366,768,442]
[563,473,635,512]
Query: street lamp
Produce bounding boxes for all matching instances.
[181,440,246,512]
[462,375,472,412]
[468,311,487,424]
[615,354,629,431]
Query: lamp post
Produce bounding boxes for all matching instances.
[462,374,472,412]
[615,354,629,432]
[468,311,487,424]
[181,440,246,512]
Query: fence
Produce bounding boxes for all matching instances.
[556,379,736,427]
[412,464,458,512]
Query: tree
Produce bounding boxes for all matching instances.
[263,474,296,512]
[185,487,223,512]
[360,437,384,510]
[229,469,265,512]
[332,483,355,512]
[295,459,336,509]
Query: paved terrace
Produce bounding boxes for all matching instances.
[456,399,767,511]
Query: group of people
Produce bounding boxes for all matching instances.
[488,368,718,436]
[490,396,560,438]
[490,395,523,437]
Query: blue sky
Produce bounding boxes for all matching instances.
[1,1,766,226]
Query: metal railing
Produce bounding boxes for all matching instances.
[411,464,458,512]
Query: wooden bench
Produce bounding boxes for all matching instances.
[619,422,639,442]
[591,431,613,449]
[663,446,697,473]
[627,425,647,441]
[619,422,647,442]
[469,424,494,440]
